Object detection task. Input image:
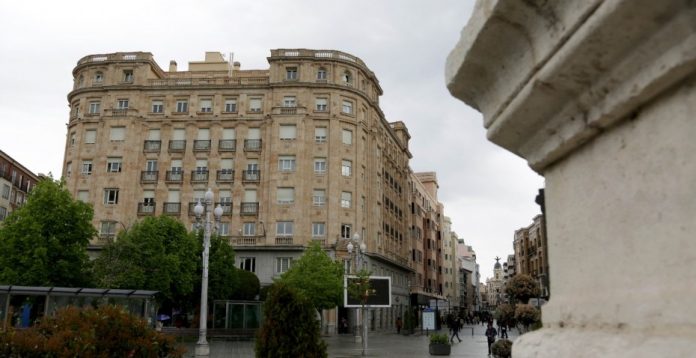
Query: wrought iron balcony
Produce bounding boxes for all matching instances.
[140,171,158,183]
[244,139,262,152]
[143,140,161,153]
[193,140,211,152]
[218,202,232,215]
[191,170,209,183]
[240,202,259,216]
[165,170,183,183]
[216,170,235,183]
[163,202,181,215]
[168,140,186,153]
[218,139,237,152]
[242,170,260,182]
[137,202,156,215]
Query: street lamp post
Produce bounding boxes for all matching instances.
[346,233,368,356]
[194,189,223,358]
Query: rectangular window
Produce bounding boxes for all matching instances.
[123,70,133,82]
[66,162,72,178]
[0,206,6,221]
[176,100,188,113]
[341,224,352,239]
[276,221,294,237]
[103,188,119,205]
[89,101,101,114]
[84,129,97,144]
[279,125,297,140]
[224,98,237,112]
[117,99,129,109]
[315,98,328,112]
[341,100,353,114]
[243,222,256,236]
[106,157,122,172]
[312,189,325,206]
[249,98,262,112]
[77,190,89,202]
[151,100,164,113]
[314,158,327,174]
[315,127,327,143]
[239,257,256,272]
[1,184,10,199]
[342,129,353,145]
[81,160,93,175]
[283,96,296,107]
[219,222,230,236]
[276,257,293,274]
[110,126,126,141]
[100,221,117,237]
[277,187,295,204]
[317,68,327,80]
[286,67,298,80]
[341,191,352,208]
[278,155,296,172]
[199,98,213,112]
[312,222,326,237]
[341,160,352,177]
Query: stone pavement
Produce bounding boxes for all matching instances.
[181,323,518,357]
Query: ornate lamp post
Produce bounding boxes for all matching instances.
[347,233,368,356]
[193,188,223,358]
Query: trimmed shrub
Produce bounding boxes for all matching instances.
[429,333,450,345]
[515,303,541,331]
[255,282,327,358]
[491,339,513,358]
[0,305,184,357]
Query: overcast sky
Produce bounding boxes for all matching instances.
[0,0,544,280]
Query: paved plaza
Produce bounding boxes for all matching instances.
[182,323,518,357]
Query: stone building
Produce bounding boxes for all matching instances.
[485,257,504,308]
[0,150,40,222]
[447,0,696,355]
[513,214,549,298]
[63,49,415,333]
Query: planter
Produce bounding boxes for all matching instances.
[429,343,451,356]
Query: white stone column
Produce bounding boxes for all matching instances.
[446,0,696,356]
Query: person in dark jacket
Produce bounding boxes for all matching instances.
[485,322,498,355]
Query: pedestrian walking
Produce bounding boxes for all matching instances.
[396,316,403,334]
[485,322,498,355]
[500,324,508,339]
[449,317,462,343]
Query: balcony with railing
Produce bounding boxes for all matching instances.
[218,202,232,216]
[140,171,158,183]
[143,140,161,153]
[168,140,186,153]
[137,202,156,216]
[244,139,262,152]
[272,106,307,115]
[165,170,184,183]
[147,76,269,87]
[163,202,181,215]
[275,237,294,245]
[218,139,237,152]
[240,202,259,216]
[106,108,138,117]
[191,170,209,183]
[216,170,235,183]
[242,170,260,183]
[193,140,211,152]
[230,236,258,246]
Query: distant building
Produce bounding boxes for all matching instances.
[513,214,549,299]
[485,257,505,307]
[0,150,40,222]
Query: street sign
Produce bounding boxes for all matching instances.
[422,310,435,330]
[343,276,392,308]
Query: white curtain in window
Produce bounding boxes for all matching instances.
[247,128,260,140]
[110,126,125,141]
[315,127,327,138]
[84,130,97,143]
[220,159,234,169]
[244,189,257,202]
[143,190,154,199]
[148,129,160,140]
[167,190,180,202]
[277,188,294,202]
[173,128,185,140]
[279,125,296,139]
[197,128,210,140]
[222,128,236,139]
[342,129,352,144]
[195,159,208,169]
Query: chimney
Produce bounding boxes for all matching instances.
[169,60,177,72]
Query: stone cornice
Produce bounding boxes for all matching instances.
[446,0,696,172]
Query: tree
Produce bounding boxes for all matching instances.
[504,274,540,304]
[277,241,343,310]
[495,303,516,328]
[515,304,541,332]
[206,233,239,301]
[255,282,327,358]
[92,216,198,308]
[232,269,260,300]
[0,178,95,287]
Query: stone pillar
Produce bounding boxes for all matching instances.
[446,1,696,356]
